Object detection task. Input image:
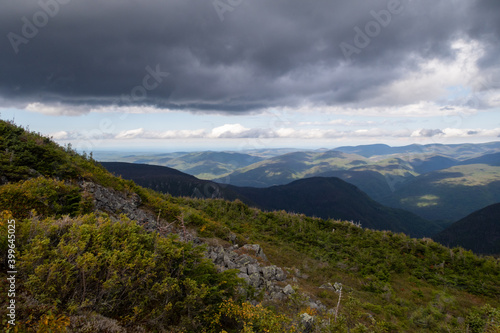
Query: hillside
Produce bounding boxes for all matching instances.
[103,162,440,238]
[1,119,499,332]
[381,164,500,221]
[101,161,246,201]
[213,150,371,187]
[97,151,264,179]
[233,177,442,238]
[434,203,500,254]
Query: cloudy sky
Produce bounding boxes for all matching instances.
[1,0,500,152]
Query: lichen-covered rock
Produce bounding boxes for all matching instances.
[241,244,268,261]
[248,273,262,288]
[283,284,294,295]
[319,283,335,290]
[80,181,153,225]
[262,265,277,280]
[275,267,287,281]
[300,313,314,333]
[247,263,260,275]
[206,243,292,301]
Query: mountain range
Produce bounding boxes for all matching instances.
[98,142,500,224]
[102,162,442,238]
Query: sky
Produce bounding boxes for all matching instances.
[1,0,500,152]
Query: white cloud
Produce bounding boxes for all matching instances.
[50,131,71,140]
[115,128,145,139]
[144,129,206,139]
[209,124,249,138]
[272,100,479,119]
[411,127,500,138]
[49,122,500,147]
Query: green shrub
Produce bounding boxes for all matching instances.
[0,177,82,219]
[16,214,243,331]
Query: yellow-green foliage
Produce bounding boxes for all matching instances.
[0,119,132,192]
[0,177,86,219]
[204,299,291,333]
[5,213,243,331]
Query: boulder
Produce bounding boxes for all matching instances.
[283,284,295,295]
[300,313,314,333]
[242,244,268,261]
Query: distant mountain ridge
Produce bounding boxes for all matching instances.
[334,142,500,159]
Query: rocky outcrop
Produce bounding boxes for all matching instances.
[80,181,155,226]
[205,244,292,301]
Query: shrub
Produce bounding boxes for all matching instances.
[16,214,243,331]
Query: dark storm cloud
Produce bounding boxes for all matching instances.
[0,0,497,114]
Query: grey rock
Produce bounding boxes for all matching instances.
[235,254,255,267]
[319,283,334,290]
[242,244,268,261]
[247,264,260,276]
[262,265,277,280]
[300,313,314,333]
[308,301,325,310]
[248,273,262,288]
[275,267,287,281]
[270,291,286,301]
[81,181,152,224]
[238,273,250,282]
[283,284,295,295]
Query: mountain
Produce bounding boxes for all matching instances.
[163,151,264,179]
[1,119,499,332]
[316,169,395,202]
[334,142,500,159]
[433,203,500,254]
[333,143,421,157]
[103,162,440,237]
[381,164,500,222]
[213,150,369,187]
[101,142,500,225]
[97,151,264,179]
[101,161,247,201]
[461,152,500,167]
[408,155,459,174]
[233,177,442,238]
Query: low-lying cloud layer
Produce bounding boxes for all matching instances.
[2,0,500,116]
[51,124,500,143]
